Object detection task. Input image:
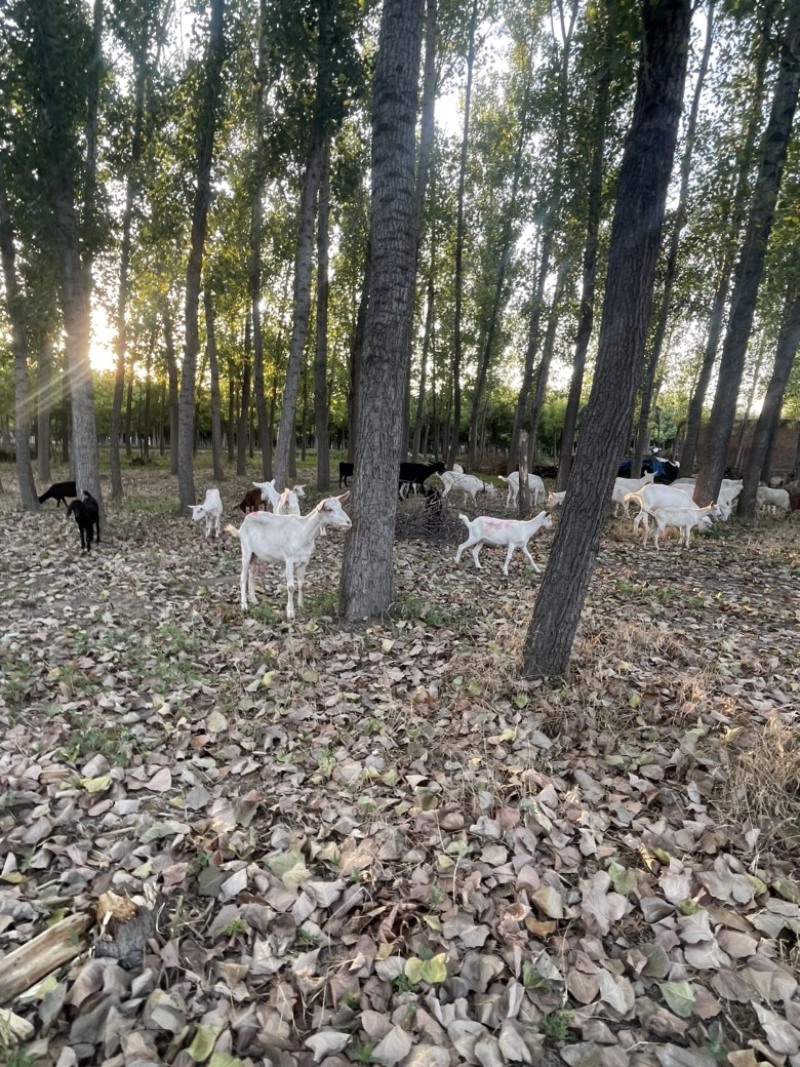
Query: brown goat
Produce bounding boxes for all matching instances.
[238,488,265,514]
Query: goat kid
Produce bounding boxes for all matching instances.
[66,491,100,552]
[226,493,351,618]
[238,488,265,513]
[650,505,715,549]
[189,487,223,538]
[39,480,77,507]
[455,511,552,575]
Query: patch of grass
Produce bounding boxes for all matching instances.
[539,1008,574,1043]
[347,1039,379,1064]
[393,594,474,630]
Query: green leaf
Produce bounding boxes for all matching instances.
[404,952,447,985]
[606,860,637,896]
[659,981,696,1018]
[187,1023,223,1062]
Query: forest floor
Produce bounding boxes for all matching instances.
[1,465,799,1067]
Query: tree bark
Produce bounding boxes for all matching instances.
[522,0,691,680]
[237,319,252,477]
[315,139,332,491]
[177,0,225,509]
[694,4,800,506]
[0,157,39,510]
[447,0,478,468]
[37,337,53,483]
[739,282,800,516]
[204,288,224,481]
[631,0,715,474]
[30,0,103,515]
[339,0,425,619]
[528,263,568,464]
[413,264,436,461]
[347,242,370,460]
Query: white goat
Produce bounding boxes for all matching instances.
[252,479,305,513]
[189,487,223,539]
[650,505,715,550]
[757,486,790,515]
[547,490,566,508]
[500,471,545,508]
[624,484,717,544]
[225,494,351,618]
[612,473,655,516]
[437,471,497,507]
[455,511,553,575]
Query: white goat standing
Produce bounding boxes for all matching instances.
[437,471,497,508]
[650,505,715,549]
[500,471,545,508]
[189,487,223,539]
[225,494,351,617]
[624,485,716,545]
[547,490,566,508]
[455,511,553,575]
[757,485,790,515]
[612,473,655,516]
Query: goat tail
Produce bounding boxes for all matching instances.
[499,475,507,484]
[223,523,241,540]
[458,513,471,529]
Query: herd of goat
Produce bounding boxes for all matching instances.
[34,459,798,619]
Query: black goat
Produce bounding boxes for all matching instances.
[339,461,354,488]
[398,461,445,497]
[38,480,77,507]
[66,491,100,552]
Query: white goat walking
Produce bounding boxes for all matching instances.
[500,471,545,508]
[225,494,351,618]
[612,473,655,516]
[650,505,715,549]
[189,487,223,539]
[455,511,553,575]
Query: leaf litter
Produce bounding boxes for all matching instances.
[1,470,799,1067]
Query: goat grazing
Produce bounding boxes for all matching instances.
[624,484,717,544]
[455,511,553,575]
[399,460,446,498]
[189,487,223,539]
[547,490,566,508]
[38,480,77,507]
[66,491,100,552]
[225,494,351,618]
[500,471,545,508]
[437,471,497,508]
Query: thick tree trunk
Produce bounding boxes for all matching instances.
[204,289,224,481]
[447,0,478,468]
[0,159,38,510]
[177,0,225,509]
[694,5,800,506]
[739,284,800,516]
[631,0,715,474]
[315,139,332,491]
[30,0,103,517]
[340,0,425,619]
[522,0,691,680]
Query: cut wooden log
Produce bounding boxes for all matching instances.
[0,912,93,1006]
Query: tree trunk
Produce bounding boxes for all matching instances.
[694,5,800,506]
[37,337,52,483]
[238,321,252,477]
[556,51,610,491]
[447,0,478,469]
[680,21,772,477]
[631,0,715,475]
[177,0,225,509]
[162,303,179,474]
[125,370,134,458]
[30,0,103,515]
[522,0,691,680]
[413,265,435,461]
[347,243,370,460]
[142,342,152,463]
[340,0,425,619]
[0,157,38,510]
[203,289,224,481]
[739,285,800,516]
[528,263,568,463]
[314,139,332,491]
[111,11,150,498]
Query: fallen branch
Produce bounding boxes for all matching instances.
[0,912,93,1006]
